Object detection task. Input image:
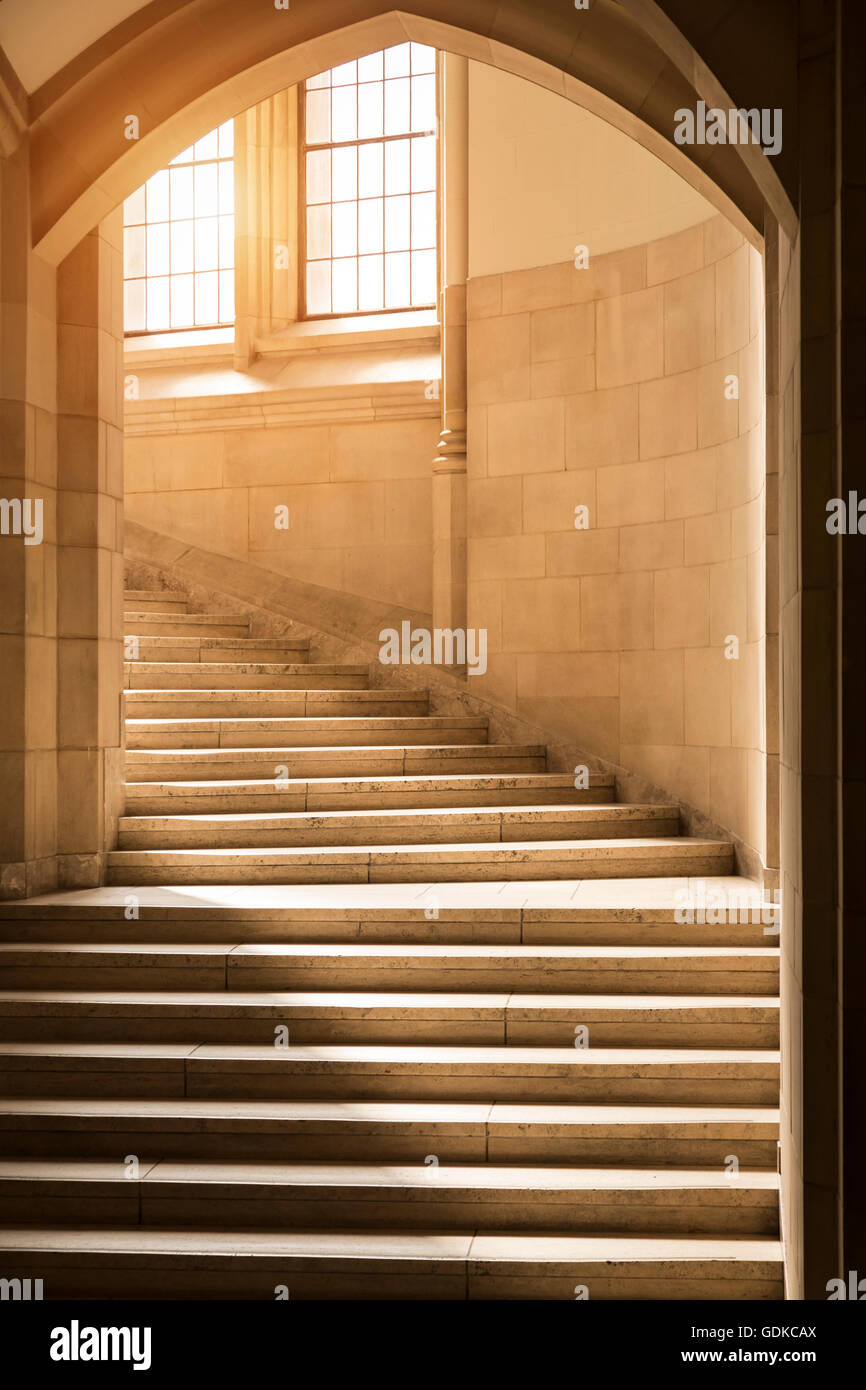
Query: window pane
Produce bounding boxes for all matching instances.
[412,191,436,249]
[412,249,437,306]
[410,43,436,75]
[302,45,437,318]
[307,203,331,260]
[307,260,331,314]
[385,77,410,135]
[331,60,357,87]
[358,142,383,198]
[306,88,330,144]
[217,120,234,158]
[147,276,170,331]
[411,135,436,192]
[146,170,169,222]
[332,201,358,258]
[306,149,331,204]
[124,224,146,278]
[384,251,410,307]
[385,43,411,78]
[194,129,219,161]
[124,186,146,226]
[358,255,384,310]
[307,69,330,91]
[195,217,219,272]
[171,273,194,328]
[219,215,234,268]
[124,278,146,333]
[124,122,234,334]
[358,51,383,82]
[332,84,357,143]
[170,220,194,275]
[358,198,383,254]
[195,271,219,325]
[332,257,358,314]
[411,74,436,133]
[385,194,410,252]
[194,164,219,218]
[219,268,235,323]
[332,144,357,202]
[218,162,234,215]
[385,138,410,195]
[147,222,170,277]
[358,82,383,139]
[170,165,194,221]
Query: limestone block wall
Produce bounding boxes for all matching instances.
[124,413,438,616]
[466,215,770,869]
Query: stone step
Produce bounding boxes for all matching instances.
[124,662,368,691]
[0,1042,780,1103]
[125,637,311,663]
[104,836,735,885]
[124,614,251,638]
[0,942,778,994]
[123,743,547,782]
[123,773,603,815]
[0,1097,780,1166]
[126,714,489,750]
[121,594,188,613]
[116,804,679,851]
[124,690,430,719]
[0,1159,781,1236]
[0,899,778,947]
[0,990,780,1046]
[0,1226,784,1299]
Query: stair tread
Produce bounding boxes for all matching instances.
[0,1158,780,1192]
[0,941,777,957]
[118,804,676,827]
[0,1097,781,1124]
[108,836,731,855]
[125,743,539,754]
[0,990,781,1009]
[0,1225,784,1264]
[0,1041,780,1063]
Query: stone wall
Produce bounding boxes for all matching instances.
[465,214,770,871]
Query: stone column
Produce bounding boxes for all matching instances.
[0,125,60,898]
[432,53,468,635]
[234,93,298,369]
[54,213,125,888]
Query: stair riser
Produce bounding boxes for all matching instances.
[125,669,367,691]
[123,752,546,781]
[0,1256,785,1300]
[0,1071,779,1104]
[126,722,488,750]
[116,816,680,851]
[122,599,188,613]
[0,919,777,947]
[105,851,735,885]
[123,786,612,814]
[125,696,430,718]
[124,622,250,638]
[0,964,776,994]
[0,1016,780,1048]
[128,645,310,663]
[0,1126,778,1168]
[0,1188,779,1236]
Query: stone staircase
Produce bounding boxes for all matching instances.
[0,588,782,1299]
